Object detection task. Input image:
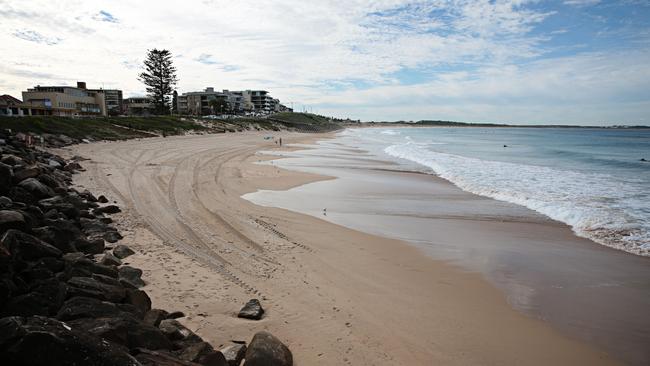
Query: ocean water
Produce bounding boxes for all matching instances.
[344,127,650,256]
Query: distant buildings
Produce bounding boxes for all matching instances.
[177,87,290,116]
[177,87,229,115]
[0,94,52,116]
[2,82,291,117]
[19,82,113,116]
[123,97,154,116]
[222,90,244,113]
[90,88,123,116]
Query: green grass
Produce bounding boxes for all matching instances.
[0,115,212,141]
[0,113,342,142]
[0,116,152,140]
[270,112,331,125]
[267,112,341,131]
[108,116,209,133]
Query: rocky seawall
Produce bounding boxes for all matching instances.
[0,130,292,366]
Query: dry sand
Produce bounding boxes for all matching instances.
[59,132,619,365]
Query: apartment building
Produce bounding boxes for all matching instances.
[123,97,154,116]
[0,94,53,116]
[21,82,108,116]
[241,90,275,113]
[221,90,244,114]
[178,87,229,115]
[90,88,123,115]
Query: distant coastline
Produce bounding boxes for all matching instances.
[361,120,650,129]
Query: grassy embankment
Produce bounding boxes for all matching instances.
[0,113,343,142]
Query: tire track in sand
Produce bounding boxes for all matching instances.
[122,145,260,294]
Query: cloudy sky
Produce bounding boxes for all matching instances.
[1,0,649,124]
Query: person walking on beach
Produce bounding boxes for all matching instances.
[279,137,282,146]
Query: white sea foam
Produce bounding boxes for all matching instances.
[380,129,400,135]
[384,142,650,256]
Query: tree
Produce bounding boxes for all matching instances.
[139,49,178,115]
[172,90,178,114]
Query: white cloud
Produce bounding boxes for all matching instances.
[0,0,647,124]
[563,0,601,6]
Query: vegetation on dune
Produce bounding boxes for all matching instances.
[0,112,343,142]
[267,112,343,131]
[108,116,208,134]
[0,116,153,140]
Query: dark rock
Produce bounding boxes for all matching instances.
[0,154,24,166]
[57,296,139,321]
[166,311,185,319]
[43,208,61,220]
[221,344,247,366]
[243,331,293,366]
[104,230,123,243]
[0,162,13,194]
[80,217,117,241]
[94,205,121,215]
[135,348,202,366]
[13,166,40,182]
[237,299,264,320]
[79,189,97,202]
[114,244,135,259]
[61,251,118,278]
[19,206,43,228]
[36,257,65,274]
[32,225,78,253]
[3,278,67,317]
[64,161,83,172]
[91,273,123,287]
[0,196,12,208]
[0,210,28,233]
[101,252,123,266]
[119,265,145,288]
[143,309,169,327]
[38,196,80,218]
[0,315,140,365]
[64,193,92,211]
[62,252,86,262]
[69,316,172,351]
[8,186,35,204]
[18,178,55,199]
[73,237,105,255]
[178,341,217,363]
[126,289,152,314]
[198,351,228,366]
[159,319,202,343]
[0,316,25,344]
[48,159,62,168]
[79,209,94,218]
[98,195,109,203]
[37,173,64,190]
[0,278,16,309]
[1,229,62,261]
[17,260,55,282]
[66,276,126,302]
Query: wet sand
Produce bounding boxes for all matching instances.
[245,135,650,365]
[62,132,620,365]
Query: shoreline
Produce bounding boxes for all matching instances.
[64,131,620,365]
[246,130,650,365]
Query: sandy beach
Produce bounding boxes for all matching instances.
[59,132,620,365]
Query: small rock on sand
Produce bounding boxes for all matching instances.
[237,299,264,320]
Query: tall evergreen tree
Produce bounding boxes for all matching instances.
[172,90,178,114]
[139,49,178,115]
